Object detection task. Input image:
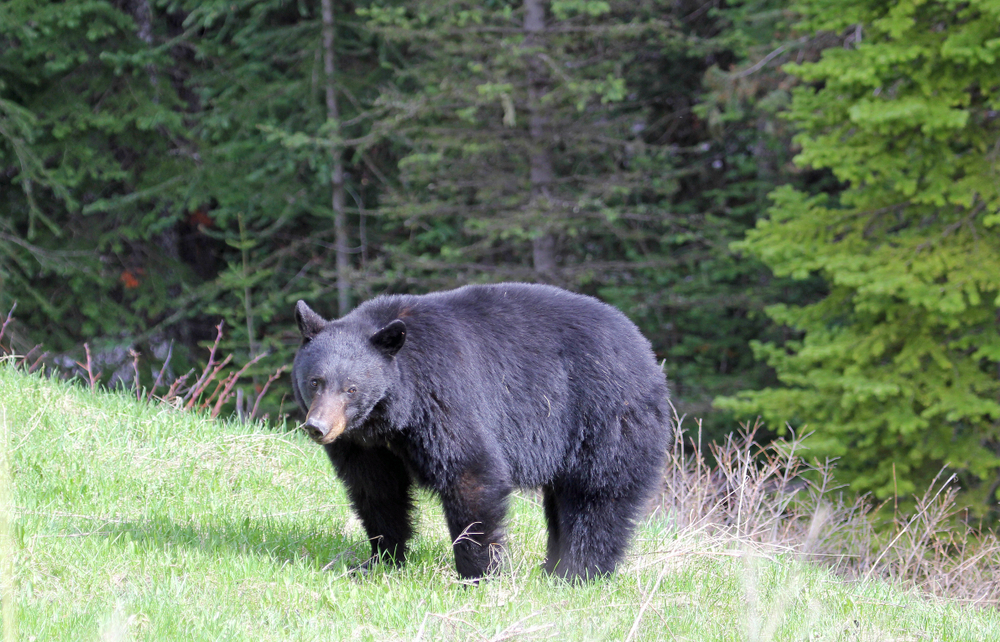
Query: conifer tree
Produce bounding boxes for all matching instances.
[0,0,188,345]
[359,0,680,288]
[359,0,831,430]
[719,0,1000,504]
[0,0,384,396]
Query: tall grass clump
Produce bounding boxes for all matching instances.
[660,418,1000,607]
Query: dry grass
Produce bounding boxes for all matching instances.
[658,415,1000,607]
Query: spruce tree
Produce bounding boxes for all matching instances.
[719,0,1000,504]
[359,0,680,288]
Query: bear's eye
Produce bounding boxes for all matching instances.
[309,378,320,389]
[346,386,358,395]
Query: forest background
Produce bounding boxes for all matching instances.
[1,0,999,513]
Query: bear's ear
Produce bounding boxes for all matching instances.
[295,300,327,341]
[371,319,406,357]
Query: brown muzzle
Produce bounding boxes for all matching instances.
[302,393,347,444]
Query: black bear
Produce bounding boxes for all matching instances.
[291,283,671,581]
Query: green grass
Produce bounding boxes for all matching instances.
[2,362,998,641]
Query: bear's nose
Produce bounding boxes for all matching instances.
[302,393,348,444]
[302,417,327,441]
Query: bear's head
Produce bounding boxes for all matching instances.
[292,300,406,445]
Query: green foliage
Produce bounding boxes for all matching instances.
[0,0,868,447]
[718,0,1000,504]
[359,0,680,286]
[1,0,389,414]
[356,1,820,434]
[654,0,830,430]
[0,0,188,346]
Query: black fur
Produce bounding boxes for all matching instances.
[291,283,671,581]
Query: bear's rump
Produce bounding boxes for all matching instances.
[489,388,664,491]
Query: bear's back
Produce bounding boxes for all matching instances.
[353,283,670,486]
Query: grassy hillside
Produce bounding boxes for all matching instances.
[1,363,998,641]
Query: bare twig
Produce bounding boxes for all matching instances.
[28,351,49,374]
[201,374,232,411]
[863,470,957,583]
[75,343,100,390]
[211,351,268,418]
[660,415,1000,606]
[734,36,810,78]
[0,303,16,350]
[250,365,288,421]
[17,344,41,369]
[625,565,669,642]
[182,321,225,407]
[1,308,285,426]
[163,369,194,402]
[147,340,173,401]
[190,354,234,410]
[128,349,141,402]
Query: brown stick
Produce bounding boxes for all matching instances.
[164,369,195,402]
[249,365,288,421]
[17,344,41,369]
[28,351,49,374]
[148,340,174,401]
[75,343,100,390]
[183,321,225,408]
[211,352,269,418]
[128,349,141,401]
[0,302,15,351]
[186,353,233,410]
[201,373,234,411]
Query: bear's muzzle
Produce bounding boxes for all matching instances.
[302,393,348,444]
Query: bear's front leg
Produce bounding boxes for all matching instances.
[439,466,511,581]
[324,442,414,569]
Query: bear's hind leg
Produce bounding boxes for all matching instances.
[546,487,645,581]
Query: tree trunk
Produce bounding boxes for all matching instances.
[128,0,157,93]
[321,0,350,316]
[524,0,557,281]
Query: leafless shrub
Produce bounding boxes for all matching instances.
[857,474,1000,606]
[0,304,283,423]
[77,342,104,391]
[659,415,1000,607]
[0,303,15,347]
